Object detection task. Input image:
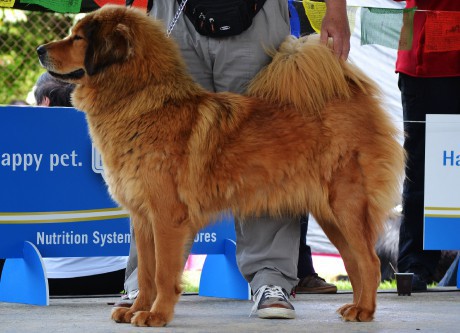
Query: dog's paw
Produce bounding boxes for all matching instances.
[337,303,374,322]
[337,303,354,316]
[111,307,135,324]
[131,310,171,327]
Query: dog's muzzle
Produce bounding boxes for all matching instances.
[36,45,85,81]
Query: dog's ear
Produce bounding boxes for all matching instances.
[84,20,133,76]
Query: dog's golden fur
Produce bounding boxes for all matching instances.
[38,5,404,327]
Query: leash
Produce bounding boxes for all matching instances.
[125,0,187,38]
[167,0,189,37]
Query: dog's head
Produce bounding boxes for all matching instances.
[37,4,200,112]
[37,5,136,83]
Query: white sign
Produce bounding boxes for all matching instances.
[424,114,460,250]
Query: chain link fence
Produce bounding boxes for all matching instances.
[1,2,312,106]
[0,9,79,105]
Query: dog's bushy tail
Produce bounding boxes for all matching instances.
[247,35,378,114]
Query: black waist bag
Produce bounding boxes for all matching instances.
[180,0,266,37]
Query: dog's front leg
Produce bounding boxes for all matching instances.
[130,195,191,327]
[112,211,157,323]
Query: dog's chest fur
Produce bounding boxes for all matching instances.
[85,103,195,212]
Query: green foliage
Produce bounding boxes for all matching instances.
[334,279,397,291]
[182,271,200,293]
[0,9,76,105]
[180,276,401,293]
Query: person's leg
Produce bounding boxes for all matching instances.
[235,215,300,293]
[150,0,298,320]
[175,0,299,317]
[124,222,139,293]
[113,222,139,308]
[297,215,315,278]
[296,215,337,294]
[235,215,299,319]
[398,74,460,289]
[210,0,300,319]
[181,0,295,294]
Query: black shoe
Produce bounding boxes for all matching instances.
[407,265,431,291]
[411,273,428,291]
[296,274,337,294]
[251,285,295,319]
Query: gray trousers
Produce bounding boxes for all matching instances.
[125,0,299,294]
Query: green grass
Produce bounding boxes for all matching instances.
[182,271,200,293]
[181,271,404,293]
[335,279,397,291]
[335,279,438,291]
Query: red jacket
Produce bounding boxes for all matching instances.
[395,0,460,77]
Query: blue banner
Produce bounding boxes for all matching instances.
[0,106,130,258]
[424,115,460,251]
[424,217,460,250]
[0,106,235,258]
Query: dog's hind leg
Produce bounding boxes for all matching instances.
[111,211,157,323]
[323,158,382,322]
[320,219,380,321]
[338,240,380,322]
[318,221,363,314]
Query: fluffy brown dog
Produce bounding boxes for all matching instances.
[37,5,404,327]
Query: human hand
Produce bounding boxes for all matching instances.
[320,0,351,61]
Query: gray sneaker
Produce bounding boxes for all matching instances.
[251,285,295,319]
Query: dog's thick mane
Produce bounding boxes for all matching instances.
[72,5,206,116]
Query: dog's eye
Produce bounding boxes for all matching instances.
[73,35,84,41]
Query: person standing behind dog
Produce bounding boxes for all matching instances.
[395,0,460,291]
[117,0,349,319]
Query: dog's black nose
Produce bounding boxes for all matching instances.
[36,45,47,57]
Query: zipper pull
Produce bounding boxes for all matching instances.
[199,12,205,29]
[209,18,215,33]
